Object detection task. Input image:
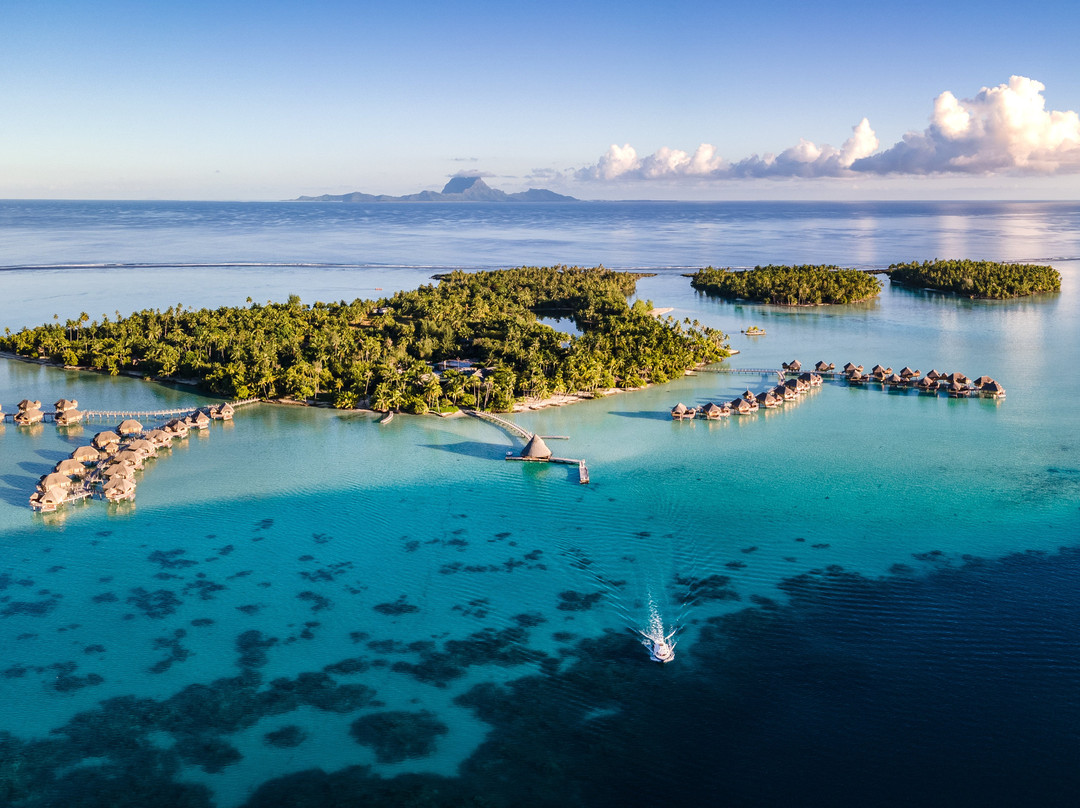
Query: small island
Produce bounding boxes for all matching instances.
[295,175,577,203]
[887,259,1061,299]
[690,265,882,306]
[1,267,727,413]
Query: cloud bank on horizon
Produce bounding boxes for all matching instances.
[576,77,1080,182]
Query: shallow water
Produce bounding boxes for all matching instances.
[1,201,1078,807]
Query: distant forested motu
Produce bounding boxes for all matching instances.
[887,260,1061,299]
[0,267,727,412]
[690,265,882,305]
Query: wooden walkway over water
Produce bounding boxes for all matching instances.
[464,409,589,484]
[2,398,261,425]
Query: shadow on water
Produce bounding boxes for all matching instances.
[420,440,508,460]
[0,473,35,506]
[606,410,671,421]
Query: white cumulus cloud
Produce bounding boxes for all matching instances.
[575,77,1080,182]
[854,76,1080,174]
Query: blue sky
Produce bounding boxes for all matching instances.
[2,0,1079,200]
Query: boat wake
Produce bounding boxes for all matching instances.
[637,595,679,663]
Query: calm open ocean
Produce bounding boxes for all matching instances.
[1,200,1078,807]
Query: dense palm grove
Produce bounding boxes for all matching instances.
[0,266,728,412]
[887,260,1061,299]
[690,265,882,305]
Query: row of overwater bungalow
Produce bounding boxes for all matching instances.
[3,398,85,426]
[672,371,823,420]
[28,403,235,512]
[825,361,1005,398]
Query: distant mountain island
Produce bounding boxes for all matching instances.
[294,176,578,203]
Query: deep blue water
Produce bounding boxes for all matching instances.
[0,200,1078,807]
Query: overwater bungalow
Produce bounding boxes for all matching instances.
[208,402,235,420]
[55,408,84,426]
[972,375,995,388]
[17,399,42,411]
[92,431,121,452]
[899,367,920,379]
[30,488,66,512]
[742,389,757,401]
[102,463,135,479]
[916,376,939,393]
[71,445,101,463]
[703,402,730,419]
[54,398,78,412]
[925,369,942,381]
[671,402,694,420]
[39,472,73,492]
[729,398,753,415]
[14,407,44,425]
[798,372,822,387]
[113,449,144,468]
[842,362,858,374]
[145,429,172,448]
[947,381,971,398]
[55,458,87,477]
[848,371,869,385]
[117,419,143,436]
[782,359,802,372]
[126,438,157,458]
[191,411,211,430]
[946,372,970,385]
[981,380,1006,398]
[814,361,835,372]
[103,477,136,502]
[756,391,780,409]
[519,434,553,460]
[163,419,190,437]
[884,372,904,387]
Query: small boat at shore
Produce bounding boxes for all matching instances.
[742,326,766,336]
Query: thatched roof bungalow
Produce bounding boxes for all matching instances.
[916,376,938,392]
[671,402,689,419]
[814,361,835,372]
[30,488,66,512]
[520,434,553,459]
[102,463,135,479]
[14,408,44,425]
[55,458,87,477]
[782,359,802,372]
[925,369,942,381]
[947,381,970,397]
[163,419,190,437]
[729,398,752,414]
[71,446,101,463]
[884,373,904,386]
[127,439,156,457]
[55,408,84,426]
[973,376,995,388]
[209,402,235,420]
[113,450,144,468]
[93,431,121,451]
[946,372,969,385]
[703,402,729,419]
[117,419,143,436]
[981,381,1006,398]
[39,471,73,491]
[17,399,41,411]
[54,399,78,411]
[104,477,136,502]
[191,411,211,429]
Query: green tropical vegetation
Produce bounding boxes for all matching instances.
[887,259,1061,299]
[690,265,882,305]
[1,266,728,413]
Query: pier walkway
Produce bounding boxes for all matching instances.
[464,409,589,484]
[700,366,785,381]
[2,398,261,425]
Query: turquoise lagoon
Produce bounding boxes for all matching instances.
[1,201,1079,806]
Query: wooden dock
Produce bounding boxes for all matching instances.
[466,409,590,484]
